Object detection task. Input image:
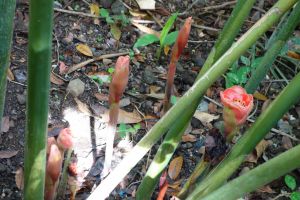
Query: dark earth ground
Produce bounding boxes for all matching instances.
[1,0,300,199]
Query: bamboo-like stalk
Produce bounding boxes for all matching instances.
[198,0,256,77]
[0,0,16,130]
[186,70,300,200]
[202,144,300,200]
[87,1,298,199]
[137,0,255,197]
[24,0,54,199]
[245,2,300,94]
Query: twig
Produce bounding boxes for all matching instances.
[179,0,204,16]
[66,51,130,74]
[146,10,163,28]
[9,80,27,87]
[188,40,215,43]
[54,8,101,18]
[202,1,237,11]
[203,95,300,141]
[178,18,220,32]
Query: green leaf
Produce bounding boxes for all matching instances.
[118,123,127,138]
[164,31,179,46]
[133,34,159,49]
[226,72,239,84]
[108,68,115,74]
[160,13,178,46]
[129,49,135,59]
[240,56,251,66]
[291,192,300,200]
[100,8,109,18]
[133,123,141,131]
[171,95,177,105]
[225,77,235,89]
[251,57,263,69]
[236,66,250,83]
[285,175,297,190]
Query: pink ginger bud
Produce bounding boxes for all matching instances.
[170,17,192,63]
[220,85,253,134]
[57,128,73,150]
[109,56,130,104]
[46,143,62,183]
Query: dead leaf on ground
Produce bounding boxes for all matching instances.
[0,150,18,159]
[74,98,91,116]
[129,10,148,18]
[76,44,93,57]
[246,140,271,163]
[94,93,109,101]
[146,93,164,99]
[253,91,268,101]
[7,68,15,81]
[101,109,143,124]
[90,3,100,16]
[256,185,275,193]
[208,103,217,113]
[135,0,156,10]
[193,111,219,125]
[50,72,64,85]
[110,24,121,41]
[15,167,24,190]
[168,156,183,180]
[182,134,197,142]
[1,116,10,133]
[131,22,160,38]
[282,135,293,150]
[58,61,68,74]
[164,45,170,56]
[149,85,161,94]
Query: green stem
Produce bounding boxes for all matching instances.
[245,2,300,94]
[198,0,256,78]
[186,70,300,200]
[24,0,54,199]
[87,1,297,199]
[0,0,16,130]
[56,149,72,199]
[202,144,300,200]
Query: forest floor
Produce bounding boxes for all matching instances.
[1,0,300,199]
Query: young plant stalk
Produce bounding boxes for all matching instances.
[245,2,300,94]
[163,17,192,113]
[202,144,300,200]
[24,0,54,199]
[102,56,130,177]
[0,0,16,130]
[186,71,300,200]
[87,1,297,198]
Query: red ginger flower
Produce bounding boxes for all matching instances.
[109,56,130,104]
[57,128,73,150]
[220,85,253,135]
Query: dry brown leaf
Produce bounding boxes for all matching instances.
[76,44,93,57]
[164,45,170,56]
[208,103,217,113]
[15,167,24,190]
[1,116,10,133]
[94,93,109,102]
[74,98,91,115]
[101,109,142,124]
[129,10,148,18]
[149,85,161,94]
[146,93,164,99]
[131,22,160,38]
[135,0,156,10]
[50,72,64,85]
[0,150,18,159]
[282,135,293,150]
[90,3,99,16]
[246,140,270,163]
[256,185,275,193]
[182,134,197,142]
[253,91,268,101]
[168,156,183,180]
[7,68,14,81]
[193,111,219,125]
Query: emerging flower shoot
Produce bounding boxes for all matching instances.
[164,17,192,113]
[103,56,130,177]
[220,85,253,140]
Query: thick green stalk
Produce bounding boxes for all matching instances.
[87,1,298,199]
[24,0,54,199]
[186,71,300,200]
[245,2,300,93]
[137,1,256,197]
[202,144,300,200]
[199,0,256,77]
[0,0,16,130]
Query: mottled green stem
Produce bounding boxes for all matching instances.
[24,0,54,199]
[186,71,300,200]
[0,0,16,130]
[87,1,298,199]
[202,144,300,200]
[245,2,300,94]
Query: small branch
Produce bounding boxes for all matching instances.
[66,51,129,74]
[54,8,101,18]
